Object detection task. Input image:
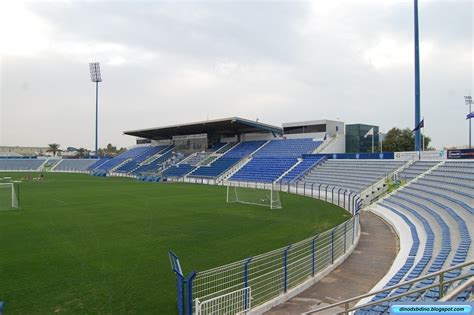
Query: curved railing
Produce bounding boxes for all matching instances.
[302,260,474,314]
[169,181,361,315]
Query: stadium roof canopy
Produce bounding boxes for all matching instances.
[123,117,283,140]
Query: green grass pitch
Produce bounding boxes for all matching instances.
[0,173,350,314]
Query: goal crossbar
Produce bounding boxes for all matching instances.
[226,183,282,209]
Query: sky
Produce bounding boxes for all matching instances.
[0,0,472,150]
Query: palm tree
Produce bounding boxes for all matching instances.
[106,143,116,153]
[47,143,61,157]
[76,148,87,158]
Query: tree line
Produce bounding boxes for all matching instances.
[46,143,126,157]
[382,127,432,152]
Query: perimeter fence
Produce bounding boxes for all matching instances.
[169,181,361,315]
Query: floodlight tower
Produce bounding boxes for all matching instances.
[414,0,422,152]
[465,95,472,148]
[89,62,102,156]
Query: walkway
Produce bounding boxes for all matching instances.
[266,211,398,314]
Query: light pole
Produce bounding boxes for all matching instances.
[89,62,102,157]
[465,95,472,148]
[413,0,422,152]
[379,132,384,152]
[371,133,374,153]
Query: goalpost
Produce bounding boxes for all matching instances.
[227,183,282,209]
[0,182,20,211]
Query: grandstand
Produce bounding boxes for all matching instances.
[297,159,405,193]
[123,117,473,312]
[279,155,323,184]
[0,158,45,171]
[189,140,266,178]
[94,146,155,172]
[54,159,97,171]
[354,160,473,313]
[1,0,472,311]
[398,160,440,181]
[1,116,472,314]
[229,138,322,183]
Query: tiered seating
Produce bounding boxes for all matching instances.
[0,159,44,170]
[96,146,153,172]
[54,159,98,171]
[190,141,265,178]
[300,160,405,192]
[189,157,241,178]
[132,151,173,174]
[229,139,322,183]
[134,145,169,163]
[231,157,297,183]
[163,164,195,177]
[210,143,227,151]
[181,153,211,166]
[358,161,473,313]
[199,155,218,166]
[215,142,238,154]
[87,157,111,170]
[254,138,321,157]
[398,160,440,181]
[279,156,323,184]
[44,159,61,169]
[115,145,171,173]
[95,157,128,172]
[356,204,420,314]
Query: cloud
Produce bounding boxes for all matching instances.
[0,0,472,150]
[0,1,52,57]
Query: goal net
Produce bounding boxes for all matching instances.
[227,184,282,209]
[0,182,20,210]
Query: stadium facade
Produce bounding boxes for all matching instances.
[124,117,347,154]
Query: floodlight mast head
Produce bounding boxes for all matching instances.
[89,62,102,82]
[465,95,472,104]
[89,62,102,157]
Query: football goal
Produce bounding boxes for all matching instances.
[226,184,282,209]
[0,182,20,211]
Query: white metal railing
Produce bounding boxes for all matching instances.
[170,181,361,315]
[313,135,335,154]
[376,160,445,204]
[303,260,474,315]
[248,140,270,156]
[357,159,413,205]
[109,157,132,172]
[275,158,302,183]
[195,287,251,315]
[216,156,252,183]
[291,156,327,185]
[440,277,473,302]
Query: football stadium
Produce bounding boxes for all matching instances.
[1,1,473,315]
[1,115,473,314]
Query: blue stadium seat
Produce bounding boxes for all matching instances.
[190,141,266,178]
[55,159,98,171]
[229,139,323,183]
[164,164,195,177]
[0,158,44,171]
